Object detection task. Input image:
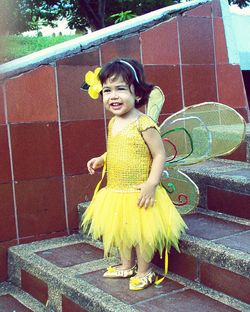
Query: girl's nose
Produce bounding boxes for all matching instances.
[110,90,119,98]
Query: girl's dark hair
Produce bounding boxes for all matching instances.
[98,58,154,108]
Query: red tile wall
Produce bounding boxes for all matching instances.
[153,249,198,281]
[62,295,88,312]
[21,270,48,304]
[200,262,250,304]
[100,35,141,64]
[207,186,250,219]
[5,66,58,123]
[0,241,16,281]
[141,19,180,65]
[0,0,249,282]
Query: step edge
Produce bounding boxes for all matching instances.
[0,281,46,312]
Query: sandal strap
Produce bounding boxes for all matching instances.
[130,270,155,287]
[104,264,137,277]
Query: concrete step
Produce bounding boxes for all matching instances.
[153,208,250,305]
[6,234,249,312]
[0,281,45,311]
[223,123,250,163]
[78,202,250,307]
[181,158,250,219]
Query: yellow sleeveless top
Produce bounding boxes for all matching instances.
[106,115,159,191]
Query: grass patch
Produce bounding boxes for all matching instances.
[0,34,82,64]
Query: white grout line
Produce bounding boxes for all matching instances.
[54,65,70,235]
[99,48,108,146]
[2,83,20,243]
[176,18,186,109]
[211,9,220,102]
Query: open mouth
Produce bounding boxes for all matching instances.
[110,103,123,109]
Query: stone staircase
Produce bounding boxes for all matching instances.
[0,126,250,312]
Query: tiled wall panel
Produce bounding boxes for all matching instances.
[200,262,250,304]
[10,122,62,181]
[213,18,228,64]
[144,65,183,113]
[5,66,58,123]
[141,19,179,65]
[217,64,248,108]
[0,125,11,183]
[178,16,214,65]
[65,173,101,230]
[62,295,88,312]
[207,186,250,219]
[182,3,212,17]
[57,65,104,121]
[15,178,66,238]
[21,270,48,304]
[61,119,106,175]
[182,65,217,105]
[100,35,141,64]
[0,183,16,242]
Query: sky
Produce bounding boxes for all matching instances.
[230,4,250,14]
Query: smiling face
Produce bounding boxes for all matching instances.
[102,75,138,118]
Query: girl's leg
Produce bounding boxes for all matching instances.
[103,246,136,278]
[120,246,136,269]
[129,246,155,290]
[135,246,151,275]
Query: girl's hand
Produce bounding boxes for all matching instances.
[134,182,157,208]
[87,156,104,175]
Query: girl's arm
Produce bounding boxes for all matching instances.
[135,128,166,208]
[87,152,106,175]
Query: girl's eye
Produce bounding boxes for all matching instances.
[118,86,127,90]
[103,89,110,93]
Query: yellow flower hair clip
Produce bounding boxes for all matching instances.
[81,67,102,99]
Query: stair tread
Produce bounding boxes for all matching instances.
[183,209,250,260]
[181,159,250,183]
[6,233,250,312]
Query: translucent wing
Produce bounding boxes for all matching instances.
[146,86,165,123]
[160,102,246,167]
[161,168,199,215]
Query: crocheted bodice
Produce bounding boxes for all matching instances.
[106,115,159,191]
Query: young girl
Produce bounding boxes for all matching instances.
[81,58,187,291]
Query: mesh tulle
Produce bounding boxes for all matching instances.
[81,185,187,263]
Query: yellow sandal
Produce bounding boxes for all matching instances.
[129,269,156,290]
[103,264,137,278]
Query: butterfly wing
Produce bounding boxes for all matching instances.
[161,168,199,215]
[160,102,246,167]
[146,86,165,123]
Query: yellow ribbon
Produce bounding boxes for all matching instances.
[154,204,172,286]
[93,152,107,198]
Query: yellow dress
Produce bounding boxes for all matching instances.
[81,115,187,263]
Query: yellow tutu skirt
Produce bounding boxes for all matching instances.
[81,184,187,263]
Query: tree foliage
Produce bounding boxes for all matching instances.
[228,0,250,7]
[1,0,249,35]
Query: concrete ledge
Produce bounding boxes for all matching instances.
[0,282,45,311]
